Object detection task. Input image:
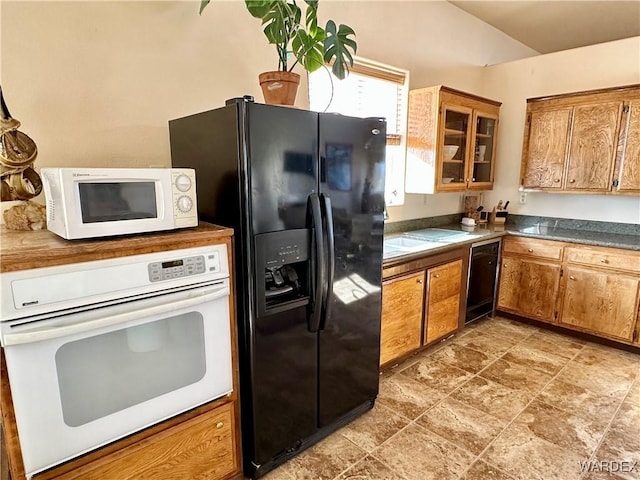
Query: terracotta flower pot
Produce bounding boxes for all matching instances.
[258,71,301,106]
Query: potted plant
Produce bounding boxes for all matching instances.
[200,0,357,105]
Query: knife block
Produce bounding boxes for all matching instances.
[489,208,508,225]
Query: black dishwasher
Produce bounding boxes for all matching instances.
[466,240,500,323]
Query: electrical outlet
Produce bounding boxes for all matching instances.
[519,192,527,204]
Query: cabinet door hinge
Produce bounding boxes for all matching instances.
[612,179,620,188]
[560,268,563,278]
[554,311,558,320]
[623,105,630,114]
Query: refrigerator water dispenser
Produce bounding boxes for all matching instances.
[255,229,311,316]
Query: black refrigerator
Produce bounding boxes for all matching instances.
[169,97,386,479]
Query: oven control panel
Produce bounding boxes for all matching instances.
[2,245,229,322]
[148,252,220,282]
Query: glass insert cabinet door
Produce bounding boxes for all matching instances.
[471,112,498,186]
[441,105,472,186]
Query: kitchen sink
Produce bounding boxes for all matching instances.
[383,228,474,258]
[404,228,471,243]
[384,237,436,249]
[383,236,441,257]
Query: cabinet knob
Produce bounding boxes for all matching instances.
[434,274,440,278]
[216,422,225,429]
[569,275,576,280]
[472,178,476,182]
[527,248,534,252]
[417,279,423,284]
[569,179,576,183]
[503,263,508,268]
[600,258,608,263]
[554,179,560,183]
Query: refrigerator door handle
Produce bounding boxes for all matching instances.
[307,193,325,333]
[320,193,335,330]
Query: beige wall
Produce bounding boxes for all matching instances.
[3,1,637,225]
[482,37,640,224]
[0,0,535,210]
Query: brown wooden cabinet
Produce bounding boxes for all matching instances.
[380,271,425,366]
[497,256,561,323]
[521,107,572,189]
[616,98,640,193]
[381,248,469,367]
[0,224,242,480]
[565,100,622,191]
[559,266,639,342]
[48,402,238,480]
[424,259,463,343]
[520,84,640,195]
[497,237,563,323]
[497,236,640,346]
[405,85,501,194]
[558,244,640,342]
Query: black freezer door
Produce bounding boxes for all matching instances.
[247,103,318,234]
[317,114,386,426]
[246,104,319,466]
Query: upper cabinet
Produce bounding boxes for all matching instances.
[521,84,640,195]
[405,86,501,194]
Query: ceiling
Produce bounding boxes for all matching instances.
[448,1,640,54]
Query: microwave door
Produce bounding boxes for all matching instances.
[76,180,161,223]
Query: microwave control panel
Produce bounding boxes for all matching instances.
[171,169,198,227]
[148,252,220,282]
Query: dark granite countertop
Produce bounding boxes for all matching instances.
[510,225,640,251]
[383,221,640,264]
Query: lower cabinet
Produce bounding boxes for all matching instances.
[559,250,640,342]
[497,236,563,323]
[380,271,425,365]
[381,249,468,367]
[424,260,463,344]
[497,237,640,345]
[497,256,561,323]
[45,402,238,480]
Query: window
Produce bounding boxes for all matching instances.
[308,57,409,206]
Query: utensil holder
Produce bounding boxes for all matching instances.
[489,208,508,224]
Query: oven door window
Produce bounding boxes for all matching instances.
[55,312,205,427]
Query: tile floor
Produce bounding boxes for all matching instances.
[263,316,640,480]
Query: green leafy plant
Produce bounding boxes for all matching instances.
[200,0,357,79]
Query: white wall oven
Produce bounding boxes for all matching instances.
[0,244,233,478]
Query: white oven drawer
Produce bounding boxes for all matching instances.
[3,280,233,478]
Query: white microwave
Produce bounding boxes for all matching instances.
[42,168,198,240]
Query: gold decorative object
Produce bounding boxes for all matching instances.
[1,86,42,202]
[2,200,46,230]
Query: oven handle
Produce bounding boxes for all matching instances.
[2,283,229,346]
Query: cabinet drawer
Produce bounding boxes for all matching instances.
[565,246,640,274]
[503,237,563,260]
[55,403,237,480]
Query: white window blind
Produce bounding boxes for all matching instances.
[308,57,409,206]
